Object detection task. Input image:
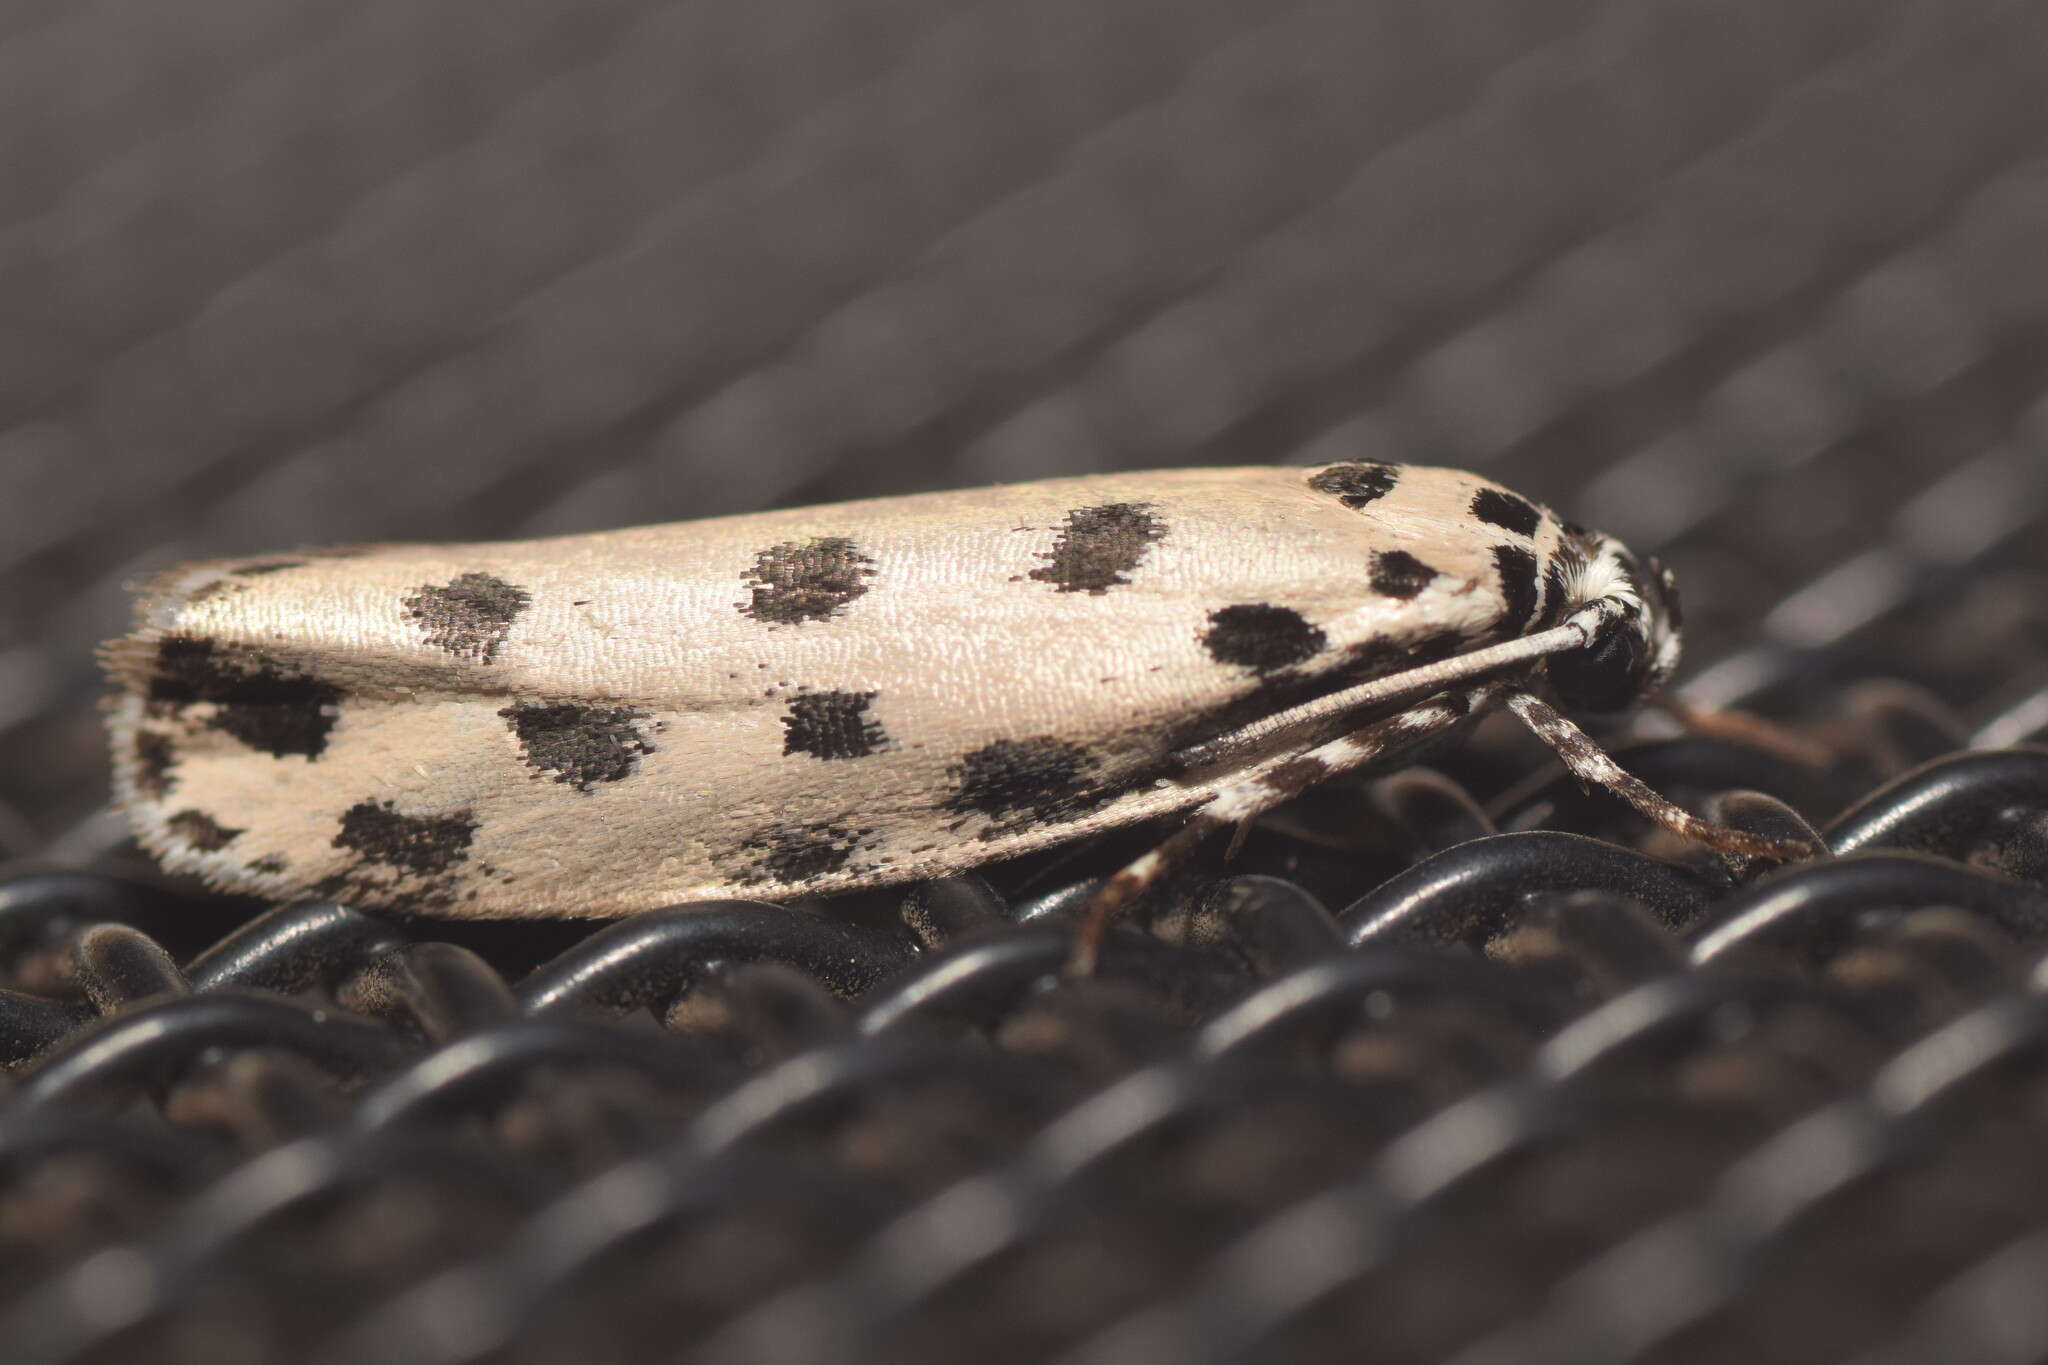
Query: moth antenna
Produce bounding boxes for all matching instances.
[1170,608,1610,773]
[1646,694,1834,769]
[1497,687,1816,861]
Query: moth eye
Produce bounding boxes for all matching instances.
[1548,621,1648,714]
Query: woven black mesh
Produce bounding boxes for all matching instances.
[5,1,2048,1361]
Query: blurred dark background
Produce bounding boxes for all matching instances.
[6,5,2048,1363]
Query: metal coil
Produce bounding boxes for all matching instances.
[0,712,2046,1363]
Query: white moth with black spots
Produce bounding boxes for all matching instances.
[102,465,1809,963]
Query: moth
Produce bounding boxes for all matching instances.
[103,463,1806,968]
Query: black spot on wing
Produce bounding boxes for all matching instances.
[781,690,888,761]
[147,637,223,701]
[133,731,178,799]
[333,800,476,876]
[231,560,308,577]
[1471,487,1543,539]
[1308,463,1401,509]
[1492,544,1542,640]
[404,573,531,664]
[246,855,289,876]
[1201,604,1328,675]
[735,821,878,885]
[147,636,342,759]
[740,537,876,625]
[166,809,242,852]
[946,737,1104,835]
[500,703,658,790]
[1543,555,1574,627]
[1540,536,1590,628]
[1370,550,1440,600]
[1028,502,1166,594]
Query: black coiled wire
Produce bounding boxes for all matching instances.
[1,674,2046,1364]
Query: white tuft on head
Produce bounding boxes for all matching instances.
[1546,529,1684,712]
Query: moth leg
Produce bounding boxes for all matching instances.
[1497,687,1815,861]
[1067,691,1474,975]
[1645,694,1833,769]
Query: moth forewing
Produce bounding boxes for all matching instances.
[102,462,1801,932]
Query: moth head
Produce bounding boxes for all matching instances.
[1546,531,1683,713]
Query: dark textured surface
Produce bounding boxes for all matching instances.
[5,0,2048,1360]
